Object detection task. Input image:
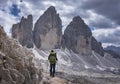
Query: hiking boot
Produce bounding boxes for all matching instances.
[50,73,52,77]
[52,74,55,77]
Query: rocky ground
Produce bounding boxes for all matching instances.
[1,25,120,84]
[42,71,120,84]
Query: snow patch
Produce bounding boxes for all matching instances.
[31,48,120,76]
[84,65,90,69]
[96,65,106,71]
[109,67,116,71]
[32,48,45,60]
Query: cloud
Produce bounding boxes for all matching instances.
[10,4,21,17]
[0,10,19,36]
[0,0,120,47]
[92,27,120,47]
[85,10,117,28]
[81,0,120,28]
[0,0,20,35]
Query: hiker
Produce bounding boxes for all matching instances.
[48,50,58,77]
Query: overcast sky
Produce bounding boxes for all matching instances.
[0,0,120,47]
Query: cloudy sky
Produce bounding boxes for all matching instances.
[0,0,120,47]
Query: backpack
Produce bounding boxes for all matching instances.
[49,52,56,64]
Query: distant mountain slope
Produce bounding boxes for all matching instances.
[32,48,120,75]
[104,46,120,58]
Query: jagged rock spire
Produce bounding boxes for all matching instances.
[33,6,62,50]
[62,16,92,55]
[62,16,104,55]
[12,15,33,48]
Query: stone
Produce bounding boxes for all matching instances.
[0,26,43,84]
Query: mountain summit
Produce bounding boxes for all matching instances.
[33,6,62,50]
[62,16,92,55]
[62,16,104,55]
[12,15,33,48]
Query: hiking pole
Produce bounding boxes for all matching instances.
[46,60,49,73]
[56,61,58,73]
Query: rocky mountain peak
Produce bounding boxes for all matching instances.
[72,16,84,23]
[62,16,92,55]
[27,14,32,19]
[21,15,33,24]
[39,6,57,21]
[12,14,33,48]
[62,15,105,55]
[46,6,56,13]
[33,6,62,50]
[68,16,92,37]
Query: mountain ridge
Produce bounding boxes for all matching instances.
[12,6,104,56]
[104,46,120,58]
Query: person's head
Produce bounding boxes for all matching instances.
[3,56,6,60]
[51,50,54,52]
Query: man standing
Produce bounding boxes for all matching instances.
[48,50,58,77]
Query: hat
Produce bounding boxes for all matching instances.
[51,50,54,52]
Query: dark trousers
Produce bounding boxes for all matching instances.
[50,63,56,76]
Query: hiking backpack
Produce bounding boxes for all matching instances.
[49,52,56,64]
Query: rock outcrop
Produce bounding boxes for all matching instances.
[62,16,92,55]
[91,36,104,56]
[33,6,62,50]
[12,15,33,48]
[0,26,43,84]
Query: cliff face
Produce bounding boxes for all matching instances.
[33,6,62,50]
[0,26,43,84]
[12,15,33,48]
[62,16,104,55]
[91,36,104,56]
[62,16,92,55]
